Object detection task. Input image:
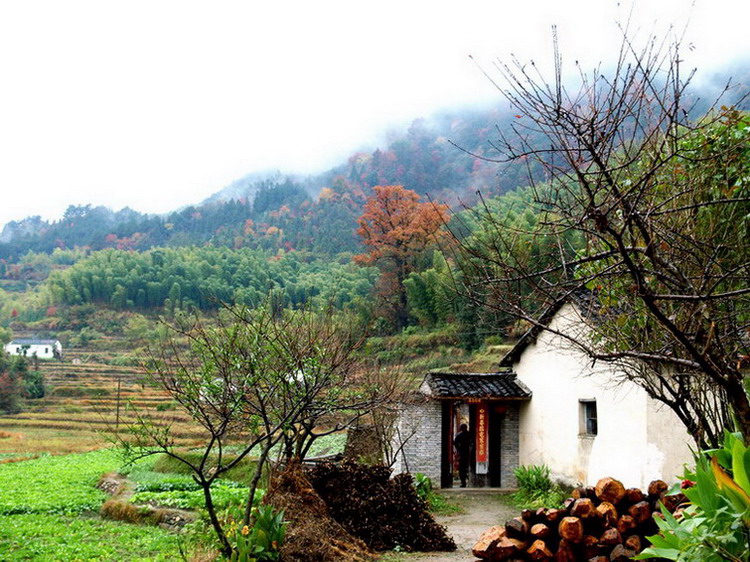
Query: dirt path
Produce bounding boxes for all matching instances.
[386,491,517,561]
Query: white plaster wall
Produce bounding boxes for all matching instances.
[515,304,693,489]
[5,342,59,359]
[646,397,694,482]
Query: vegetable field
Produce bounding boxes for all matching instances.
[0,449,181,560]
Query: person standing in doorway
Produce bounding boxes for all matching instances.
[453,423,472,488]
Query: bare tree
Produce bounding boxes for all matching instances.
[115,303,377,558]
[451,27,750,448]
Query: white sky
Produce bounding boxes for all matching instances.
[0,0,748,229]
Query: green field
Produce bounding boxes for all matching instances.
[0,449,184,561]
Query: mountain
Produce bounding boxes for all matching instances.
[0,103,537,261]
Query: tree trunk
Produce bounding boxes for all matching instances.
[202,480,232,557]
[244,438,274,526]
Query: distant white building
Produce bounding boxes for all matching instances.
[4,338,62,359]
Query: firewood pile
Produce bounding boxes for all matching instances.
[473,477,687,561]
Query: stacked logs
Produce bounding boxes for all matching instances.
[473,477,687,561]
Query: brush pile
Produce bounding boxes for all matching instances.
[263,463,375,562]
[308,460,457,553]
[473,477,687,561]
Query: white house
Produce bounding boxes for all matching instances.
[394,299,694,490]
[4,338,62,359]
[501,302,694,490]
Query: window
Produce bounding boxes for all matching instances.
[579,399,597,436]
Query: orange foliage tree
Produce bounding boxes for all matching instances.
[354,185,449,328]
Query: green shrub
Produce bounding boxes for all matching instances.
[23,369,45,399]
[155,401,176,412]
[224,503,286,562]
[482,335,504,346]
[636,431,750,562]
[511,464,565,509]
[414,473,432,501]
[412,473,461,515]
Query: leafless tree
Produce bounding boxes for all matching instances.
[115,303,384,558]
[451,27,750,448]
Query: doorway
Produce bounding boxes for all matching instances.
[441,400,505,487]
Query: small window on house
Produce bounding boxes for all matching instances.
[579,399,597,436]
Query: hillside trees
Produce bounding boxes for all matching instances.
[355,185,450,329]
[455,32,750,447]
[44,247,377,313]
[0,355,43,414]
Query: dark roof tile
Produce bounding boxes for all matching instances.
[424,372,532,400]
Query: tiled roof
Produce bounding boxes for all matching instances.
[423,372,532,400]
[8,339,59,346]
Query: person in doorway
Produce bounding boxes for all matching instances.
[453,423,472,488]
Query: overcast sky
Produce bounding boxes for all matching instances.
[0,0,747,229]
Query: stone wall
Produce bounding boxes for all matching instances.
[394,399,522,488]
[391,399,443,483]
[500,402,520,488]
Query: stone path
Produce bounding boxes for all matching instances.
[389,490,517,561]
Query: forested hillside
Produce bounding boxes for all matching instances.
[0,105,531,261]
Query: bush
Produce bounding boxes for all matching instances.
[224,504,286,562]
[413,473,432,501]
[511,464,565,509]
[155,402,176,412]
[637,432,750,562]
[23,369,45,399]
[412,473,460,516]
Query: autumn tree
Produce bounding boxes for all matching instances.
[454,30,750,447]
[355,185,449,329]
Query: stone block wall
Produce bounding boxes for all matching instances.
[392,399,522,488]
[391,400,442,483]
[500,402,520,488]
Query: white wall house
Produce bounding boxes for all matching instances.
[4,338,62,359]
[501,303,694,490]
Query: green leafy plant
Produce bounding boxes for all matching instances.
[412,473,460,515]
[224,504,286,562]
[414,472,432,501]
[511,464,565,509]
[637,432,750,561]
[0,449,119,515]
[130,483,254,511]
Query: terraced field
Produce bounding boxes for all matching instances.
[0,343,210,457]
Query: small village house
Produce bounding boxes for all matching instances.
[394,300,694,490]
[4,338,62,360]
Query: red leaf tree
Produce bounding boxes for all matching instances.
[355,185,449,328]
